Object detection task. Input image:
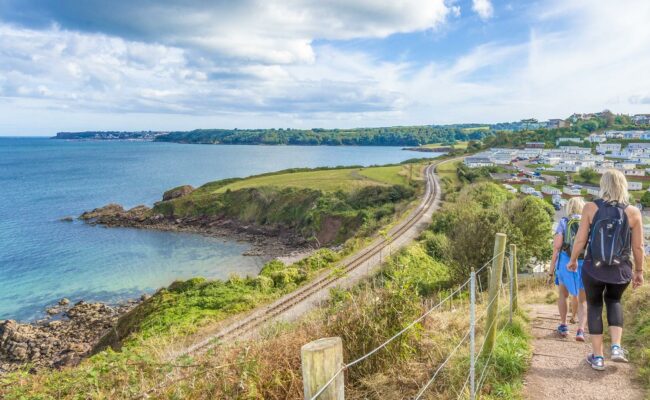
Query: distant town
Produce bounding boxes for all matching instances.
[462,116,650,242]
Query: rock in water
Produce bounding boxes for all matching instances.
[78,204,125,220]
[0,300,138,372]
[59,298,70,306]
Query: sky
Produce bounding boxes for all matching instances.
[0,0,649,136]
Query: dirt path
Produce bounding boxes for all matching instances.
[523,303,645,400]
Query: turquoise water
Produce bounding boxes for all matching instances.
[0,138,440,321]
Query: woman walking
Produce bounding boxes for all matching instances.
[549,197,588,341]
[567,169,645,371]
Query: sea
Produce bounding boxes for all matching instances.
[0,137,441,321]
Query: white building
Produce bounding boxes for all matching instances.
[608,150,634,159]
[520,185,536,194]
[605,130,625,139]
[584,186,600,196]
[577,160,596,168]
[559,146,591,154]
[582,154,605,162]
[519,149,543,159]
[633,115,650,125]
[623,169,645,177]
[539,156,562,165]
[541,185,561,195]
[563,186,582,196]
[588,134,607,143]
[615,162,637,170]
[629,181,643,190]
[553,163,581,173]
[596,143,621,154]
[464,156,494,168]
[556,137,583,145]
[624,131,644,140]
[628,142,650,151]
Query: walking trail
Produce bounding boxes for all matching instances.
[523,303,645,400]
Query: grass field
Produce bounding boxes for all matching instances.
[421,141,469,150]
[461,126,490,133]
[210,165,415,194]
[436,159,462,191]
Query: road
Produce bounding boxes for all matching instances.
[171,160,444,358]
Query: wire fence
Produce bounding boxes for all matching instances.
[303,234,519,400]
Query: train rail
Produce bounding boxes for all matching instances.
[177,162,441,357]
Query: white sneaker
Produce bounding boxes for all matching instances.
[611,345,629,363]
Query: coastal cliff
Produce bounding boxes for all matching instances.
[79,168,418,252]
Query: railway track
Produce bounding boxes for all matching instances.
[176,161,441,357]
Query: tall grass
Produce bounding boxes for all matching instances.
[0,240,532,400]
[624,271,650,393]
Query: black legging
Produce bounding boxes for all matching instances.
[582,272,630,335]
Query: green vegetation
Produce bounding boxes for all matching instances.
[624,271,650,391]
[208,165,412,193]
[456,163,503,184]
[571,168,599,185]
[92,164,425,344]
[483,112,647,149]
[156,126,492,146]
[429,182,554,281]
[97,249,340,348]
[437,159,463,193]
[641,192,650,208]
[1,224,530,399]
[421,140,470,149]
[154,164,420,245]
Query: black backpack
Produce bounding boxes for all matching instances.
[588,199,631,268]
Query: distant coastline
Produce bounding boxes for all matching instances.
[51,124,491,147]
[53,131,168,141]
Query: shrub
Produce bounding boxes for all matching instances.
[419,230,451,262]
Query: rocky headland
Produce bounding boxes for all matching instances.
[78,201,310,259]
[78,183,343,257]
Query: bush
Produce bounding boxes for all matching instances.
[431,182,553,282]
[419,230,451,261]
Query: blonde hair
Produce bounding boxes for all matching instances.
[565,196,585,216]
[599,169,629,204]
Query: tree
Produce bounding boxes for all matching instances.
[579,168,598,184]
[557,174,568,186]
[641,191,650,208]
[429,182,553,282]
[505,196,555,263]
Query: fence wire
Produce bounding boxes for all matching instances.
[308,249,512,400]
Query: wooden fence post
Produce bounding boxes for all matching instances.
[482,233,507,357]
[510,243,518,313]
[301,337,345,400]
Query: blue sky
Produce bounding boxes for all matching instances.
[0,0,649,135]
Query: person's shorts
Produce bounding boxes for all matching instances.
[555,251,584,296]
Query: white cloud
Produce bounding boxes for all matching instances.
[0,0,450,64]
[1,0,650,135]
[472,0,494,20]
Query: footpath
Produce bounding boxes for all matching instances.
[523,303,644,400]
